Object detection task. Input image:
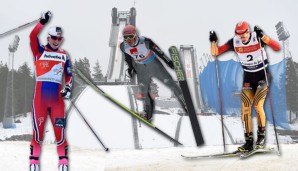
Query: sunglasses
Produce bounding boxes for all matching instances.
[123,34,136,41]
[50,36,63,41]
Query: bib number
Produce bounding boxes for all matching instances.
[247,55,253,61]
[134,54,145,59]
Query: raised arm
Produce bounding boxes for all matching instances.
[30,11,51,60]
[30,23,44,59]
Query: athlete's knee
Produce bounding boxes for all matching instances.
[139,83,149,94]
[241,90,252,122]
[241,108,251,121]
[53,117,67,144]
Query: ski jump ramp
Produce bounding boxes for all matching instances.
[106,8,136,82]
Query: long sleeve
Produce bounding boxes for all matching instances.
[120,42,135,70]
[261,35,281,51]
[212,38,234,57]
[146,38,172,63]
[30,22,45,61]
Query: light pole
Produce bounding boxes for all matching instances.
[275,21,290,59]
[3,35,20,129]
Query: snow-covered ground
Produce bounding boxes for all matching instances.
[1,85,298,170]
[0,141,106,171]
[0,115,31,140]
[105,144,298,171]
[1,141,298,171]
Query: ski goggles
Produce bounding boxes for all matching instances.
[123,34,136,41]
[50,35,63,41]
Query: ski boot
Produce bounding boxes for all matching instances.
[30,164,40,171]
[59,164,68,171]
[256,128,266,149]
[139,110,152,121]
[139,105,153,121]
[238,132,254,152]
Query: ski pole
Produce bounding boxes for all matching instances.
[0,19,39,38]
[258,37,280,154]
[69,99,109,151]
[211,31,226,152]
[74,67,183,145]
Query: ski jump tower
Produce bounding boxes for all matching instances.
[106,7,136,82]
[3,35,20,128]
[179,45,202,113]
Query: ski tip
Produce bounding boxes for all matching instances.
[168,46,178,54]
[181,154,193,159]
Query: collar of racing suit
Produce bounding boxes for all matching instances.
[46,44,59,52]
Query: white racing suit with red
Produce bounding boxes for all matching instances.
[120,36,186,119]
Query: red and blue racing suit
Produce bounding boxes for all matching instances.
[29,23,72,165]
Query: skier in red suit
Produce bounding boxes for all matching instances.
[29,11,72,171]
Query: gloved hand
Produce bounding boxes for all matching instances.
[40,11,52,25]
[127,68,136,78]
[61,85,71,99]
[209,30,218,42]
[254,26,264,39]
[166,60,174,69]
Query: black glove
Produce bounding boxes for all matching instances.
[40,11,52,25]
[61,85,71,99]
[254,26,264,39]
[209,31,218,42]
[166,60,174,69]
[127,68,136,78]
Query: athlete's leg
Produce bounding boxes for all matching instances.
[241,86,254,135]
[30,89,48,164]
[254,80,268,129]
[254,80,268,148]
[138,76,154,120]
[239,84,255,152]
[50,98,68,165]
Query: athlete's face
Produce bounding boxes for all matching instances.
[236,31,250,44]
[124,34,138,46]
[47,35,63,49]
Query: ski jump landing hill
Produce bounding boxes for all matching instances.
[66,85,241,149]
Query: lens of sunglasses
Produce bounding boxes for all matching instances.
[51,36,63,41]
